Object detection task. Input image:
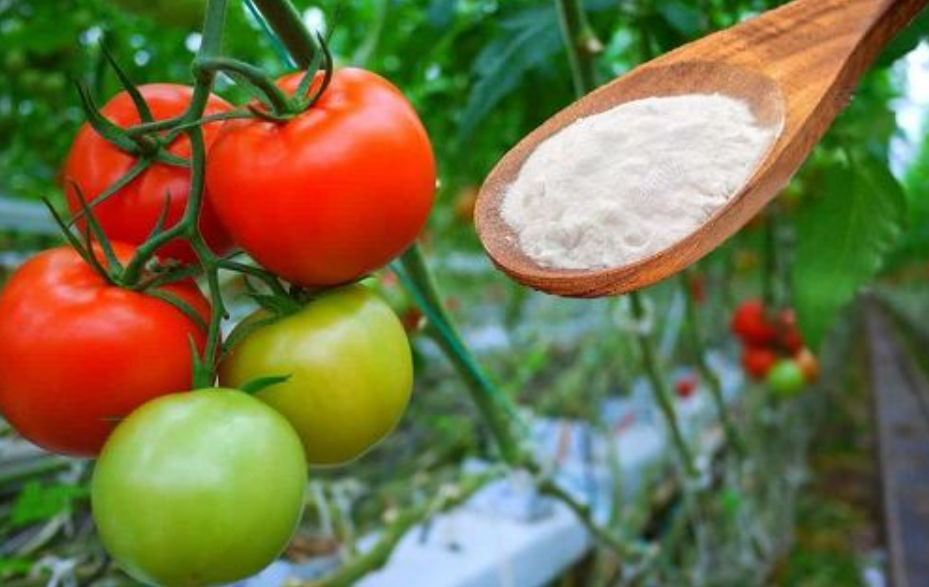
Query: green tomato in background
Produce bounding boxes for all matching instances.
[108,0,206,28]
[92,390,307,587]
[220,285,413,466]
[766,359,806,398]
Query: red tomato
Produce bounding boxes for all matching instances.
[206,68,436,286]
[63,84,234,264]
[730,299,777,346]
[674,374,699,399]
[0,245,209,457]
[741,346,778,380]
[686,273,706,305]
[776,308,804,354]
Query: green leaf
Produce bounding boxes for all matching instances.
[10,481,87,529]
[792,155,907,347]
[458,5,564,140]
[0,557,33,578]
[655,1,706,38]
[241,374,292,395]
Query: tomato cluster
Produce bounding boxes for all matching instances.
[731,299,818,397]
[0,66,433,585]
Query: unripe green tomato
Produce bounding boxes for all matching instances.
[92,390,307,587]
[220,285,413,466]
[766,359,805,398]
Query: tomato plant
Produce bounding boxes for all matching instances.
[0,245,209,457]
[92,389,307,586]
[220,285,413,465]
[108,0,206,28]
[64,84,234,264]
[207,68,436,287]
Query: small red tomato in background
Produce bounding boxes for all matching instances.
[794,348,820,383]
[675,374,699,399]
[64,84,234,264]
[742,346,778,380]
[731,299,777,346]
[0,245,209,457]
[776,308,805,354]
[686,273,706,305]
[207,68,436,287]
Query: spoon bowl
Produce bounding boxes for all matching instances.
[475,0,927,297]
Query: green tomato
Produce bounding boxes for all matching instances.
[220,285,413,466]
[766,359,805,398]
[92,390,307,587]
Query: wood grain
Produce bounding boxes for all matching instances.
[474,0,928,298]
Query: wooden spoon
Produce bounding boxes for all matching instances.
[475,0,927,298]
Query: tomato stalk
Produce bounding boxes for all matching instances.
[680,271,746,457]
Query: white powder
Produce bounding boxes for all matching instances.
[501,94,778,270]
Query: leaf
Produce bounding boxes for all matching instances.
[458,5,564,140]
[10,482,87,529]
[655,1,706,38]
[241,374,292,395]
[792,155,907,347]
[0,557,33,578]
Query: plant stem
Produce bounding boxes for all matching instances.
[630,292,697,477]
[394,246,529,466]
[680,272,746,457]
[554,0,601,97]
[248,0,320,68]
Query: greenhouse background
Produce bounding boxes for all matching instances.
[1,0,929,586]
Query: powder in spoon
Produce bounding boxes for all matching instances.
[501,94,779,270]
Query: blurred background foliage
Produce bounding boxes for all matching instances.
[0,0,928,585]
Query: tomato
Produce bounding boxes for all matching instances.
[730,299,777,346]
[741,346,778,380]
[767,359,805,397]
[207,68,435,286]
[795,347,820,383]
[674,374,699,399]
[220,285,412,465]
[776,308,805,354]
[64,84,233,264]
[92,389,306,586]
[0,245,209,457]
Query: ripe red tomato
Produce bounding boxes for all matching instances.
[674,374,699,399]
[0,245,209,457]
[741,346,778,380]
[776,308,805,354]
[731,299,777,346]
[63,84,234,264]
[206,68,436,286]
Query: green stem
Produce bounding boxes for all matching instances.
[630,292,697,477]
[554,0,601,97]
[680,273,745,457]
[249,0,320,68]
[194,57,293,115]
[762,211,778,311]
[395,246,529,466]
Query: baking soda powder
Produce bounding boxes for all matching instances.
[501,94,779,270]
